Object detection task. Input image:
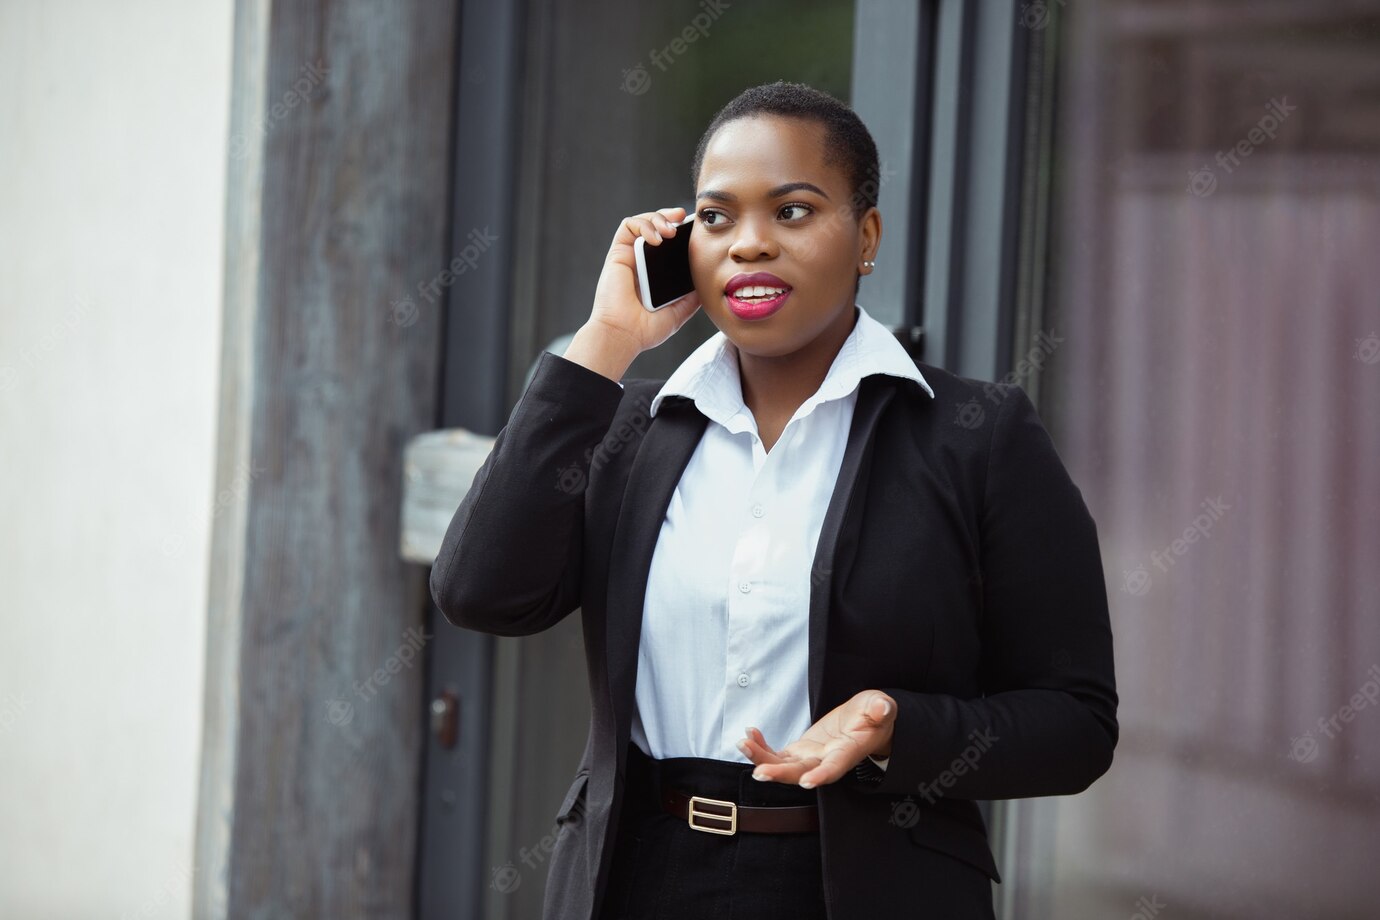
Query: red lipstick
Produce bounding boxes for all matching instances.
[725,271,792,321]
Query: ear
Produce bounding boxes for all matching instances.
[858,205,882,264]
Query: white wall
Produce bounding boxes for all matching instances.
[0,1,233,916]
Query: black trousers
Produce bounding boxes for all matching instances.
[598,741,828,919]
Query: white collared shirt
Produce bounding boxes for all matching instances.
[624,302,934,771]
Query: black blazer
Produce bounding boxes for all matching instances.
[430,348,1118,920]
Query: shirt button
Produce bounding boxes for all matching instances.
[737,672,750,687]
[738,581,751,593]
[751,504,764,518]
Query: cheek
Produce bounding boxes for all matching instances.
[689,244,717,289]
[791,226,853,275]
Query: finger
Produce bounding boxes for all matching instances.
[614,216,663,247]
[747,726,780,757]
[755,751,823,785]
[636,216,664,244]
[750,742,828,784]
[737,727,784,764]
[864,693,894,725]
[643,213,673,236]
[845,693,894,736]
[748,759,800,783]
[642,210,684,237]
[797,745,856,788]
[737,736,771,765]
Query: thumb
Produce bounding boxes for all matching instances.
[867,693,893,725]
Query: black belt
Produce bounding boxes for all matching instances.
[659,785,819,835]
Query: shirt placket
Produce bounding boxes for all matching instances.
[722,417,780,757]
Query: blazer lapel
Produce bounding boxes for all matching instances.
[807,375,896,718]
[604,376,900,771]
[605,397,708,768]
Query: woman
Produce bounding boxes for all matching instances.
[431,81,1118,920]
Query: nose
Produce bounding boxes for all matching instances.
[728,213,779,262]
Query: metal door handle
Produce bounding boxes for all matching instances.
[430,689,459,749]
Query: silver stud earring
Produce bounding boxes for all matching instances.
[863,260,876,269]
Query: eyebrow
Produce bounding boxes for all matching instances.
[695,181,831,203]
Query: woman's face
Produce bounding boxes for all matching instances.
[689,114,879,358]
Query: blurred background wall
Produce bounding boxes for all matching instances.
[0,1,233,917]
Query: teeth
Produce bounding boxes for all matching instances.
[731,285,788,300]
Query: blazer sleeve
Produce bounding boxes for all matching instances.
[864,383,1119,799]
[429,350,627,637]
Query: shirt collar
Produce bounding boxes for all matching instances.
[649,302,934,425]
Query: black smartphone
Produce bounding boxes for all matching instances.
[634,212,696,312]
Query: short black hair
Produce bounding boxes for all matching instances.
[690,80,881,223]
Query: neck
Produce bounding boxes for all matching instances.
[738,303,858,425]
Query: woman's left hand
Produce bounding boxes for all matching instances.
[736,690,897,788]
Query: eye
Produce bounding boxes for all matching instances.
[780,202,813,220]
[696,207,724,225]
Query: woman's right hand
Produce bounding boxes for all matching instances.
[587,206,703,356]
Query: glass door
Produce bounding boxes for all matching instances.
[1010,4,1380,917]
[421,3,862,917]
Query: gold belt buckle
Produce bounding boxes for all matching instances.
[687,794,738,835]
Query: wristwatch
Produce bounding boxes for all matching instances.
[850,753,887,787]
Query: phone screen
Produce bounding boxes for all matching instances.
[637,214,695,310]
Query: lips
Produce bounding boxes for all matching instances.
[724,271,793,321]
[725,271,791,296]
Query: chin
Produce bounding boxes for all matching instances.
[723,331,806,361]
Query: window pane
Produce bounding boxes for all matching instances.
[1021,3,1380,917]
[516,0,856,395]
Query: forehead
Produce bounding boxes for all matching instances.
[697,115,843,195]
